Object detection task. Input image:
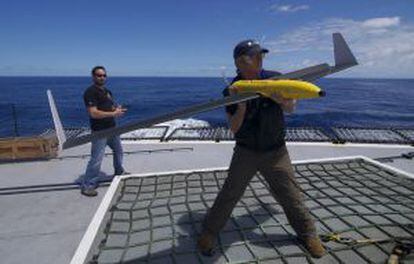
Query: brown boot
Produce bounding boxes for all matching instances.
[301,236,326,258]
[81,187,98,197]
[197,231,216,256]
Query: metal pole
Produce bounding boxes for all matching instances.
[11,104,19,137]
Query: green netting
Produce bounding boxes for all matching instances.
[86,158,414,264]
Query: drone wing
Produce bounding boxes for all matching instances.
[61,93,259,149]
[270,32,358,82]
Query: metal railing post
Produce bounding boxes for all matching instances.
[11,104,19,137]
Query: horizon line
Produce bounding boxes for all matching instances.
[0,75,413,80]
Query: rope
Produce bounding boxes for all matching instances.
[320,232,392,246]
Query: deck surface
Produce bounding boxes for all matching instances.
[0,141,413,264]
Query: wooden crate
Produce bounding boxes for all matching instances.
[0,135,58,161]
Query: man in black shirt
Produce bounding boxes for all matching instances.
[81,66,128,197]
[198,40,325,258]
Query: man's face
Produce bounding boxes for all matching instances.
[93,69,107,86]
[235,52,264,79]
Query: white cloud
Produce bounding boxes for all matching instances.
[270,4,309,13]
[362,17,400,28]
[264,16,414,78]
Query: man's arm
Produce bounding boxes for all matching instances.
[227,102,246,134]
[271,93,297,113]
[87,106,126,119]
[225,85,248,134]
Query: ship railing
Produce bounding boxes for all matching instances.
[38,126,414,145]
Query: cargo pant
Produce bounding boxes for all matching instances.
[203,144,317,239]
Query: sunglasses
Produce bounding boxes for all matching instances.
[240,52,266,61]
[95,74,107,78]
[251,52,266,59]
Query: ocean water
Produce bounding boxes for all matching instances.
[0,77,413,137]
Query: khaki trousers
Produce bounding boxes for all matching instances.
[203,145,316,239]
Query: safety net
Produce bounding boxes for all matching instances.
[121,127,169,141]
[332,127,410,145]
[395,129,414,144]
[84,158,414,263]
[165,127,331,142]
[38,127,413,145]
[285,127,331,142]
[167,127,233,141]
[41,127,89,140]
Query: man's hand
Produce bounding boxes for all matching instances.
[228,85,246,111]
[270,92,296,113]
[113,106,127,117]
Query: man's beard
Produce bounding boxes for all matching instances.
[95,80,105,86]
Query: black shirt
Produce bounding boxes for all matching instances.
[223,70,286,151]
[83,85,116,131]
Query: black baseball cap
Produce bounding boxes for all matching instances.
[233,39,269,59]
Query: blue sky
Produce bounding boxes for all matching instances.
[1,0,413,78]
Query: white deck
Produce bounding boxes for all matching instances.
[0,141,413,264]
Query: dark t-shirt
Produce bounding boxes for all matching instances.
[223,70,286,151]
[83,85,116,131]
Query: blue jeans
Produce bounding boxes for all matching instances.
[82,135,124,189]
